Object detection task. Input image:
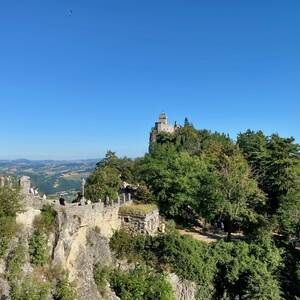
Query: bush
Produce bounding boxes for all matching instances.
[10,276,50,300]
[54,279,77,300]
[93,264,111,295]
[0,187,21,257]
[33,205,57,235]
[0,216,19,257]
[7,244,26,282]
[29,231,48,266]
[109,230,284,300]
[109,230,153,263]
[94,264,175,300]
[44,264,67,283]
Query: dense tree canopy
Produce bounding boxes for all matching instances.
[237,131,300,214]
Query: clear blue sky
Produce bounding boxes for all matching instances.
[0,1,299,159]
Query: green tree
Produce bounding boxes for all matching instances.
[85,165,121,202]
[85,151,138,201]
[212,240,282,300]
[237,129,268,184]
[238,131,299,214]
[264,134,299,213]
[133,183,153,203]
[97,150,136,182]
[137,148,209,219]
[200,153,265,240]
[277,187,300,242]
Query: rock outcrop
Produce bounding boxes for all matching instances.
[1,192,197,300]
[168,273,197,300]
[52,204,120,300]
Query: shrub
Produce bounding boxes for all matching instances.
[33,205,57,235]
[111,265,174,300]
[54,279,77,300]
[45,264,66,283]
[94,264,175,300]
[29,231,48,266]
[0,216,19,257]
[109,230,284,300]
[93,264,111,295]
[6,244,26,282]
[0,187,22,257]
[111,230,159,266]
[10,276,50,300]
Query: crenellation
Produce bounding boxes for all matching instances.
[150,113,181,143]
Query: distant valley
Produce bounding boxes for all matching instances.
[0,159,99,200]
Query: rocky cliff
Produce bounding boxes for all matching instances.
[0,195,197,300]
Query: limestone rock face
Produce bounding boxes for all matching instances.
[74,230,113,300]
[16,208,41,233]
[0,259,5,275]
[0,278,10,299]
[52,205,121,300]
[168,273,197,300]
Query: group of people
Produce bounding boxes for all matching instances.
[29,186,39,195]
[30,186,47,201]
[59,192,88,206]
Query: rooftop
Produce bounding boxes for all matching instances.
[119,203,158,216]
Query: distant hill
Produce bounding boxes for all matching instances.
[0,159,99,200]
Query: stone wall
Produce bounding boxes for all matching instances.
[119,208,160,235]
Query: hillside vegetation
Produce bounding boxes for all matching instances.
[85,119,300,299]
[1,119,299,299]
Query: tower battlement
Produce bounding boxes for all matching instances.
[150,113,180,142]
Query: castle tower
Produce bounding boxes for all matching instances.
[150,113,178,143]
[158,113,168,125]
[19,176,31,194]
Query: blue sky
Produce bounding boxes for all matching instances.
[0,1,299,159]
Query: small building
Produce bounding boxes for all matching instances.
[119,203,159,235]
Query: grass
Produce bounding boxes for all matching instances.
[119,203,158,216]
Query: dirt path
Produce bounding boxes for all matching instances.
[178,228,244,243]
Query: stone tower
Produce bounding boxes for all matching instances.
[19,176,31,194]
[150,113,178,143]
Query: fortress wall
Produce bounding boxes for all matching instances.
[58,201,122,237]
